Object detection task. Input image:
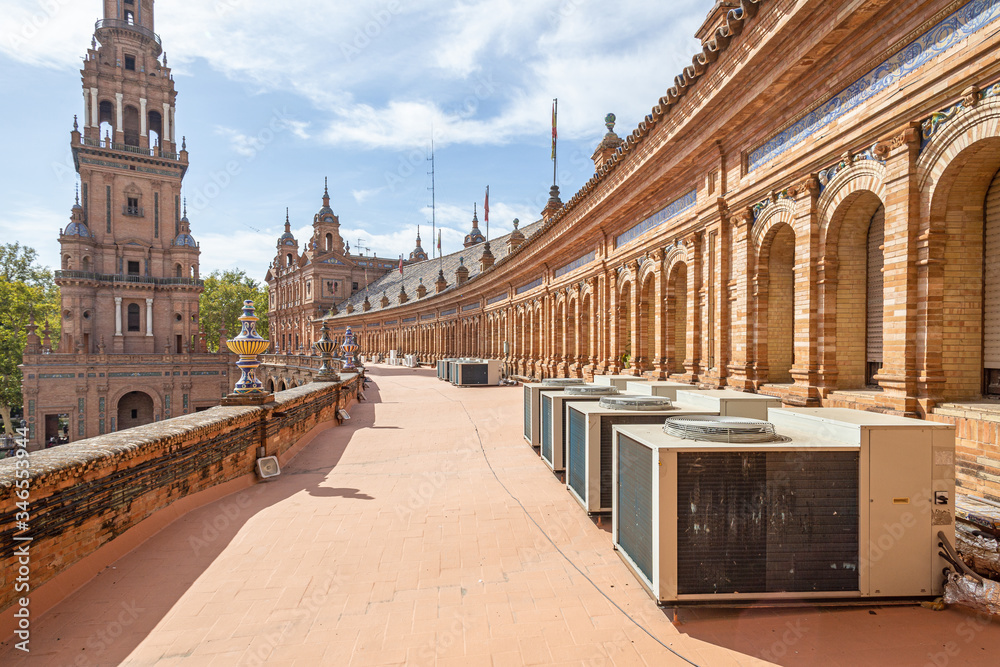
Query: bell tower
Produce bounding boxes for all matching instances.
[21,0,229,450]
[61,0,199,356]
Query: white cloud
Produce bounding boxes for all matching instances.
[352,187,384,204]
[1,0,710,150]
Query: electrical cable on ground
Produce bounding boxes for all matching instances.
[389,373,702,666]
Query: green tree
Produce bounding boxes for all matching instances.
[199,269,269,352]
[0,243,60,434]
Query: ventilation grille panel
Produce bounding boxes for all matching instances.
[564,385,619,396]
[663,415,781,442]
[598,396,674,411]
[543,378,587,387]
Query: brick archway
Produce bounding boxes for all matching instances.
[917,98,1000,400]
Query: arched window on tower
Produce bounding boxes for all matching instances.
[63,255,71,270]
[286,253,293,267]
[127,303,140,332]
[325,234,332,251]
[148,110,163,152]
[124,10,135,25]
[175,263,182,278]
[99,100,115,145]
[123,105,140,148]
[82,256,91,272]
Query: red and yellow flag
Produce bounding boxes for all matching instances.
[551,99,558,161]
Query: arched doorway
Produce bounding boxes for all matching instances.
[827,193,885,390]
[117,391,154,431]
[638,273,655,372]
[763,224,796,384]
[618,281,632,370]
[667,263,687,375]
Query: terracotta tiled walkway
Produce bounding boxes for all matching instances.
[3,365,1000,666]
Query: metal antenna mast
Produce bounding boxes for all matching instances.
[428,137,436,259]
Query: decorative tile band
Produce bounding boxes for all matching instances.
[190,371,220,376]
[40,373,77,379]
[384,320,397,325]
[921,81,1000,149]
[108,372,162,377]
[749,0,1000,171]
[462,303,480,312]
[515,277,544,295]
[817,142,888,193]
[440,308,457,316]
[615,190,697,248]
[487,293,507,305]
[403,317,417,323]
[421,313,436,320]
[554,251,597,278]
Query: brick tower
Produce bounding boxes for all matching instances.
[20,0,230,449]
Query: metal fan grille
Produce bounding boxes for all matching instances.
[598,396,674,411]
[663,415,780,442]
[564,385,619,396]
[542,378,587,387]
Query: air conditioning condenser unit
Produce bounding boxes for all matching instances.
[611,407,956,604]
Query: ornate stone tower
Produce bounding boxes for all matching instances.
[20,0,229,449]
[61,0,198,356]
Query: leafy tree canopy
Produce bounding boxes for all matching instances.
[199,269,269,352]
[0,243,60,434]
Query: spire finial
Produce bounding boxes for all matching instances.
[324,177,329,196]
[75,183,80,205]
[605,112,617,133]
[285,208,291,232]
[181,135,186,150]
[183,197,188,217]
[73,115,78,131]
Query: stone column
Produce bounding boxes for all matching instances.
[115,297,123,336]
[90,88,99,127]
[788,176,823,405]
[163,103,171,144]
[140,98,147,137]
[651,249,668,379]
[145,298,154,337]
[115,93,124,136]
[878,128,921,415]
[628,260,640,376]
[82,91,90,128]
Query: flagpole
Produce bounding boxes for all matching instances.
[552,98,558,187]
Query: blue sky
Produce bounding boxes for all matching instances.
[0,0,709,283]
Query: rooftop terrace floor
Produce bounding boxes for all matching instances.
[3,365,1000,666]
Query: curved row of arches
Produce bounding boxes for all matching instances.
[338,97,1000,416]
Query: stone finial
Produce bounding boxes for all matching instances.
[417,279,428,299]
[226,300,270,396]
[480,241,495,271]
[435,268,448,294]
[456,257,470,284]
[541,185,563,221]
[508,218,526,252]
[340,327,360,371]
[592,112,623,169]
[312,321,340,382]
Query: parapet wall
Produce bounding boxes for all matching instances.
[0,375,361,629]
